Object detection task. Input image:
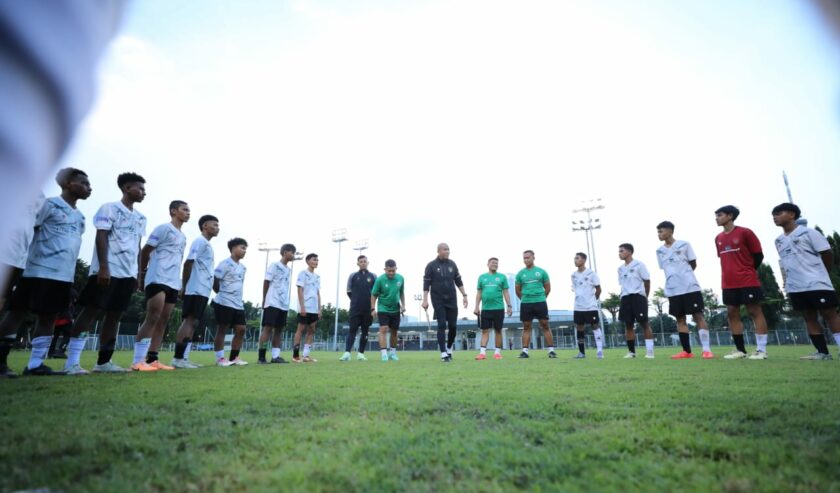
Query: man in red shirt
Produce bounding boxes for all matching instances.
[715,205,769,360]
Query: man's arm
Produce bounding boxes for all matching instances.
[515,284,522,300]
[137,243,154,289]
[644,279,650,298]
[594,285,601,300]
[503,289,512,316]
[474,289,482,315]
[543,281,551,298]
[95,229,110,285]
[297,285,305,315]
[213,277,221,294]
[181,259,194,293]
[820,249,834,273]
[262,280,270,307]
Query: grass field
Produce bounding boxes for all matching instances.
[2,346,839,493]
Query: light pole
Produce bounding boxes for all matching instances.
[353,239,369,260]
[257,242,282,274]
[332,228,348,352]
[572,199,606,339]
[414,294,423,321]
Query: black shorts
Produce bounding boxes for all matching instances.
[262,307,288,329]
[144,283,178,304]
[212,302,246,326]
[574,310,599,325]
[8,277,72,314]
[520,301,548,322]
[480,309,504,330]
[378,312,401,329]
[348,312,373,330]
[182,295,209,319]
[722,287,764,307]
[78,275,136,312]
[668,291,705,318]
[2,265,24,299]
[297,313,319,325]
[789,290,840,311]
[619,294,648,324]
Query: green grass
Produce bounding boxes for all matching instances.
[2,346,839,493]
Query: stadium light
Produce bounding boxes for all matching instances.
[332,229,348,352]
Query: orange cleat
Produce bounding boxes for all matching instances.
[701,351,714,359]
[670,351,695,360]
[475,353,487,360]
[131,362,160,372]
[148,360,175,371]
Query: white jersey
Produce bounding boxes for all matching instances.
[213,257,246,309]
[296,269,320,313]
[775,226,834,293]
[22,196,85,282]
[571,268,601,311]
[143,223,186,290]
[618,259,650,298]
[656,240,701,297]
[0,194,43,269]
[184,236,215,297]
[89,201,146,278]
[264,261,291,310]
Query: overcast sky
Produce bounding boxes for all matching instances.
[48,0,840,317]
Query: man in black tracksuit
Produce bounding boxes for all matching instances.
[340,255,378,361]
[422,243,468,362]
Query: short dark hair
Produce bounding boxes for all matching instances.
[227,238,248,251]
[619,243,634,253]
[281,244,297,255]
[55,167,87,186]
[488,257,498,263]
[772,202,801,219]
[523,250,535,256]
[657,221,675,231]
[198,214,218,231]
[169,200,187,214]
[357,255,367,261]
[117,172,145,189]
[305,253,318,262]
[575,252,587,260]
[715,205,740,221]
[385,259,397,268]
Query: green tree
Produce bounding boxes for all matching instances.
[317,303,349,339]
[815,227,840,295]
[601,293,621,333]
[758,263,784,330]
[702,288,726,329]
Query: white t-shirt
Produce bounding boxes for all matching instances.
[296,270,320,313]
[22,196,85,282]
[618,259,650,298]
[571,268,601,311]
[656,240,701,297]
[775,226,834,293]
[89,201,147,279]
[213,257,246,309]
[0,193,43,269]
[143,223,186,290]
[264,261,291,310]
[184,236,215,297]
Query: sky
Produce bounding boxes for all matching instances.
[49,0,840,318]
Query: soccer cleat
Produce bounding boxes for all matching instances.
[257,359,269,365]
[800,352,833,360]
[131,362,159,372]
[172,358,196,369]
[339,352,351,362]
[670,351,695,360]
[356,353,367,361]
[184,360,202,368]
[302,356,317,363]
[64,364,90,376]
[644,352,655,359]
[623,352,636,359]
[389,353,399,361]
[270,357,289,364]
[723,350,747,360]
[92,361,129,373]
[596,350,604,360]
[148,360,175,371]
[23,364,65,376]
[0,365,19,378]
[216,358,234,367]
[574,352,586,359]
[518,351,530,359]
[548,351,558,359]
[381,353,389,362]
[447,352,454,361]
[701,351,714,359]
[475,353,487,360]
[291,356,302,363]
[230,357,248,366]
[441,354,452,363]
[748,351,768,360]
[493,353,502,360]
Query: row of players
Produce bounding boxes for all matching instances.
[0,169,838,376]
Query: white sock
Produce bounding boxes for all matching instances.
[446,346,453,354]
[27,336,51,369]
[494,348,501,355]
[480,347,486,355]
[547,346,555,352]
[698,329,711,352]
[523,347,529,354]
[215,350,224,360]
[833,333,840,347]
[645,339,654,353]
[441,351,448,358]
[756,333,768,352]
[303,344,311,357]
[389,347,396,355]
[381,348,388,357]
[271,347,281,359]
[594,329,603,351]
[133,338,151,365]
[184,342,192,360]
[65,337,86,369]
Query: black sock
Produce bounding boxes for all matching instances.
[97,338,116,365]
[733,334,746,353]
[174,342,187,360]
[230,349,240,360]
[577,330,585,354]
[49,334,59,354]
[808,334,830,354]
[258,348,267,360]
[627,339,636,354]
[146,351,159,364]
[679,332,692,353]
[0,338,12,367]
[293,344,300,358]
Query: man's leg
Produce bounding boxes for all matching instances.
[389,327,398,360]
[575,323,586,356]
[435,308,447,357]
[378,325,389,361]
[270,326,284,361]
[446,308,458,353]
[675,315,692,354]
[345,317,359,354]
[214,323,230,362]
[478,329,489,357]
[746,302,768,355]
[134,292,165,367]
[0,310,26,375]
[293,323,305,360]
[727,305,747,354]
[147,302,175,367]
[358,317,370,355]
[26,313,61,373]
[230,324,245,362]
[803,309,830,356]
[302,323,316,361]
[625,323,637,355]
[641,321,654,357]
[493,329,503,357]
[539,319,555,357]
[174,316,197,361]
[522,321,533,355]
[692,312,712,355]
[257,325,271,362]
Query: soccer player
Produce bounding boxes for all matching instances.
[0,194,43,313]
[422,243,468,362]
[655,222,714,360]
[171,214,219,368]
[340,255,377,362]
[293,253,321,363]
[571,252,604,359]
[772,203,840,360]
[515,250,556,359]
[258,243,296,364]
[715,205,769,360]
[72,172,147,373]
[0,168,91,377]
[131,201,190,371]
[474,257,512,360]
[371,259,406,362]
[212,238,249,367]
[618,243,655,359]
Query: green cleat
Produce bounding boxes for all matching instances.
[389,352,399,361]
[356,353,367,361]
[339,352,351,362]
[381,353,389,362]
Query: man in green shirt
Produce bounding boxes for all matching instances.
[474,257,513,360]
[515,250,556,359]
[370,259,406,362]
